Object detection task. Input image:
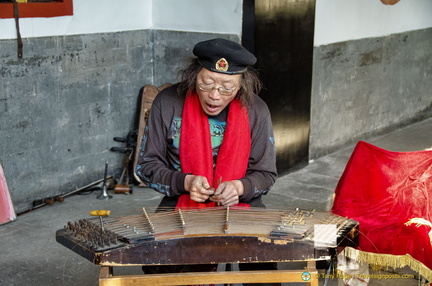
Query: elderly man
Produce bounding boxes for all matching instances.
[137,37,279,286]
[137,38,277,210]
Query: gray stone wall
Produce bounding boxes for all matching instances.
[0,29,234,212]
[310,27,432,159]
[2,26,430,211]
[0,30,153,212]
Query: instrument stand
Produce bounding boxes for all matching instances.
[96,161,112,200]
[99,261,319,286]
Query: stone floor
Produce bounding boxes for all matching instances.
[0,117,431,286]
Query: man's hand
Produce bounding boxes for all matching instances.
[184,175,215,202]
[210,180,244,206]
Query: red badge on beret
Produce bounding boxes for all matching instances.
[215,58,229,72]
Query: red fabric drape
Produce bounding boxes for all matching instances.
[332,141,432,270]
[0,163,16,225]
[176,91,251,209]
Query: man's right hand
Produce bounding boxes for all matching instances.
[184,175,215,202]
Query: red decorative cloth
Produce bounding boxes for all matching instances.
[176,91,251,209]
[332,141,432,270]
[0,163,16,225]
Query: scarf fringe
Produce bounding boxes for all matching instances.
[341,246,432,282]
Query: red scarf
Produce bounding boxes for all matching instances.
[176,91,251,209]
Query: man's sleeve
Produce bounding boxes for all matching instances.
[239,105,278,203]
[135,94,186,197]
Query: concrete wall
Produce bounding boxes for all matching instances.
[0,30,149,211]
[310,27,432,158]
[0,28,235,212]
[309,0,432,158]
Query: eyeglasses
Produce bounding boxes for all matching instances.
[197,83,237,96]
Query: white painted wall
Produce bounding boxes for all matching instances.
[0,0,431,44]
[315,0,432,46]
[0,0,243,40]
[0,0,152,39]
[152,0,243,35]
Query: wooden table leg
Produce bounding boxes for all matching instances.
[305,261,319,286]
[99,266,112,280]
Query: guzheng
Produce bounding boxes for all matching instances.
[56,207,358,266]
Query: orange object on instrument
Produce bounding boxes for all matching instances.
[90,210,111,216]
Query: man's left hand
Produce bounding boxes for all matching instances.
[210,180,244,206]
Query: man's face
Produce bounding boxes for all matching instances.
[195,68,241,116]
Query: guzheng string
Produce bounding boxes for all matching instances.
[85,207,355,243]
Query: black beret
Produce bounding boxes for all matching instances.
[193,38,257,74]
